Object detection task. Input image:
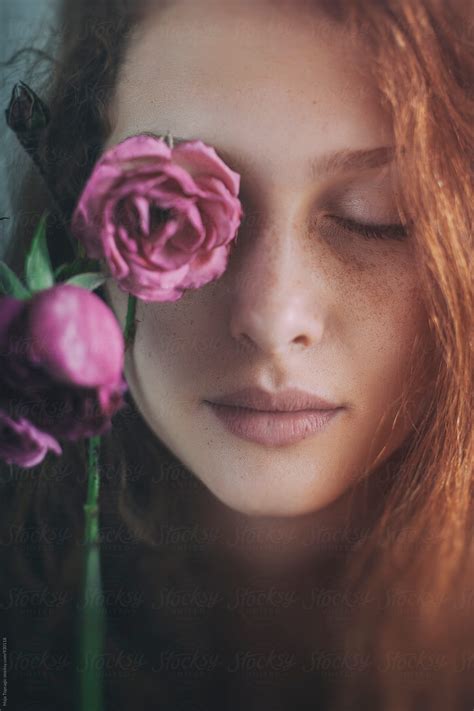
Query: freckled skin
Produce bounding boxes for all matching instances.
[103,0,433,533]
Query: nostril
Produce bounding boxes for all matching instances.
[293,334,308,347]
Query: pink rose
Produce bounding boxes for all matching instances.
[71,134,243,302]
[0,286,127,443]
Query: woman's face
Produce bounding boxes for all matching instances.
[104,0,431,518]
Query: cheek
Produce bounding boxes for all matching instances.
[338,239,426,356]
[128,297,211,397]
[344,258,432,433]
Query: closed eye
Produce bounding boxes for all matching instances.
[328,215,409,241]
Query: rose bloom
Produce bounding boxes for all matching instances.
[71,134,243,302]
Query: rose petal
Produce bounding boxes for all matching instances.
[172,140,241,196]
[180,244,231,290]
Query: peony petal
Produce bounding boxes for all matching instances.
[25,285,125,388]
[0,296,26,347]
[0,410,62,468]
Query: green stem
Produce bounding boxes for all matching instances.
[84,435,100,545]
[124,294,137,350]
[78,435,104,711]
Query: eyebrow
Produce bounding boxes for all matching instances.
[134,131,395,178]
[308,145,395,179]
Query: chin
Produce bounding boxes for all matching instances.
[202,467,352,520]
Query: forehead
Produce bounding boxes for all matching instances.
[107,0,393,189]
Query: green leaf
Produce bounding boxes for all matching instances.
[65,272,106,291]
[54,258,101,282]
[53,263,71,281]
[0,261,31,299]
[25,211,54,292]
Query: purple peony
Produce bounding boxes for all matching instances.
[0,285,127,444]
[0,410,62,468]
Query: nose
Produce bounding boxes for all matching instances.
[227,213,325,357]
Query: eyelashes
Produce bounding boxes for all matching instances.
[327,215,409,241]
[236,208,410,243]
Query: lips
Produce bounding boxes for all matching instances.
[203,386,343,446]
[205,386,340,412]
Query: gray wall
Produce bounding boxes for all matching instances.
[0,0,57,259]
